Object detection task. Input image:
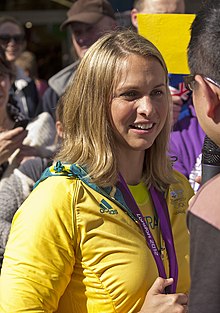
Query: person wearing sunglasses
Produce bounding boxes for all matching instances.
[185,1,220,312]
[0,17,25,63]
[0,16,40,119]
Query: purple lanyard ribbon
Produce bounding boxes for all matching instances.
[117,174,178,294]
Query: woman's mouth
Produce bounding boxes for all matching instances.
[129,123,154,130]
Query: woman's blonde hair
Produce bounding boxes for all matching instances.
[56,29,173,190]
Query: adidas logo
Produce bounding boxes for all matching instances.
[100,199,118,215]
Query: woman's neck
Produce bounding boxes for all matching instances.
[117,149,145,185]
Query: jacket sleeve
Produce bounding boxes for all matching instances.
[0,176,76,312]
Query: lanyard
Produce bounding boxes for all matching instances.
[117,174,178,294]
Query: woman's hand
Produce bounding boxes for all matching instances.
[139,277,188,313]
[0,127,28,165]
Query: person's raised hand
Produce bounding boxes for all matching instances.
[0,127,28,165]
[139,277,188,313]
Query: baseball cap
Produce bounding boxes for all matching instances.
[60,0,115,30]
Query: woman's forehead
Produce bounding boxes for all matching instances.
[114,55,165,81]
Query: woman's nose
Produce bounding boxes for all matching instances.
[137,96,154,117]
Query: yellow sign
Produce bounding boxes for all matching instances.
[138,14,195,74]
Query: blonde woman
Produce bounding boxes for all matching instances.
[0,30,193,313]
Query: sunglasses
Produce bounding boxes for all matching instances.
[184,74,220,91]
[0,34,24,45]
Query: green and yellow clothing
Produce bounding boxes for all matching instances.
[0,162,194,313]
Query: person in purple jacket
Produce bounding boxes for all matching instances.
[169,99,205,192]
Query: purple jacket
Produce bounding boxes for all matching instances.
[169,104,205,181]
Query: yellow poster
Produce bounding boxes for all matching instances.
[138,14,195,74]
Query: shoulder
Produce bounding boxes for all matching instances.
[51,61,79,79]
[170,170,194,200]
[173,169,193,187]
[16,174,79,228]
[34,173,77,197]
[33,162,83,198]
[48,60,80,96]
[164,170,194,217]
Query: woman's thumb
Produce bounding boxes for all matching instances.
[149,277,174,295]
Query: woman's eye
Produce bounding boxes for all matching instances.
[121,91,138,99]
[151,89,164,97]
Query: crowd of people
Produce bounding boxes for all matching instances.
[0,0,219,312]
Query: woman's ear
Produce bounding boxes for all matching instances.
[56,121,63,138]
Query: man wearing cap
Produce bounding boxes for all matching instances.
[42,0,117,121]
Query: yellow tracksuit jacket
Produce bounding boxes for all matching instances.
[0,162,194,313]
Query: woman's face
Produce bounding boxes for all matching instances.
[0,22,24,62]
[0,71,11,108]
[110,54,169,154]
